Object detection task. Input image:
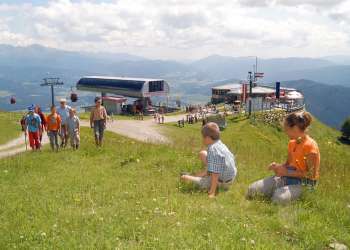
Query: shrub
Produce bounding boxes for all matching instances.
[341,117,350,139]
[254,109,287,128]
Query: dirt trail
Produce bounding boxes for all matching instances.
[0,135,49,159]
[0,114,186,159]
[81,114,186,144]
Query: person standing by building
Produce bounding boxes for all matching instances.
[90,97,108,147]
[57,98,71,148]
[67,108,80,150]
[25,105,42,151]
[46,105,61,152]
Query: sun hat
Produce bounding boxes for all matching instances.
[27,104,35,112]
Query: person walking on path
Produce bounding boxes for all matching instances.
[45,105,61,152]
[57,98,71,148]
[90,97,108,147]
[25,105,42,151]
[67,108,80,150]
[246,111,320,205]
[35,105,46,143]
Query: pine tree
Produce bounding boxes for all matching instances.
[341,117,350,140]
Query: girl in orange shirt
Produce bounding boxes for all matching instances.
[247,111,320,205]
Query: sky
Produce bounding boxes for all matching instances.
[0,0,349,60]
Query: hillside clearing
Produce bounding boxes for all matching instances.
[0,116,349,249]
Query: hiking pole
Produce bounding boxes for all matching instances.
[24,130,28,151]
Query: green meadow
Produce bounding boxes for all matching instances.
[0,112,22,144]
[0,113,349,249]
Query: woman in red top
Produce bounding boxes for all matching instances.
[35,106,46,143]
[247,111,320,205]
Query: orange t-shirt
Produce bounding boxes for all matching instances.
[46,113,61,131]
[288,135,320,180]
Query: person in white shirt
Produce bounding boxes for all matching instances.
[56,98,71,148]
[66,108,80,150]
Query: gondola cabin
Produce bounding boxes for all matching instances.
[70,92,78,102]
[10,96,16,104]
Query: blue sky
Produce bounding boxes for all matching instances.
[0,0,349,60]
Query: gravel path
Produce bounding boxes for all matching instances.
[81,114,186,144]
[0,135,49,159]
[0,114,186,159]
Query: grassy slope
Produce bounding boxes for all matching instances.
[0,116,349,249]
[0,112,22,144]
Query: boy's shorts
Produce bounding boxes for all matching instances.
[193,176,235,190]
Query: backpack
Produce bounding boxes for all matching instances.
[20,115,26,131]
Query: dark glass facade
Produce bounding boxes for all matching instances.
[77,78,145,91]
[149,81,164,92]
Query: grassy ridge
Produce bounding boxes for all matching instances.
[0,112,22,144]
[0,116,349,249]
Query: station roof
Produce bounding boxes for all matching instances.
[76,76,168,98]
[228,86,276,95]
[102,96,127,103]
[83,76,164,82]
[212,83,241,91]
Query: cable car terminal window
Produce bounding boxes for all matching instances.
[149,81,164,92]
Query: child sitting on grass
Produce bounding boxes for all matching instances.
[66,108,80,150]
[246,111,320,205]
[180,122,237,198]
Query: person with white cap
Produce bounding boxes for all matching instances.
[24,104,42,151]
[57,98,71,148]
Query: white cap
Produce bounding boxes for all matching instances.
[59,98,67,103]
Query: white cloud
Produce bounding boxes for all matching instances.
[238,0,347,7]
[0,0,349,60]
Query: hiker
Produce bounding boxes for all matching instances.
[46,105,61,151]
[180,122,237,198]
[246,111,320,205]
[35,105,46,143]
[90,96,107,146]
[136,103,144,120]
[57,98,71,148]
[25,105,42,151]
[66,108,80,150]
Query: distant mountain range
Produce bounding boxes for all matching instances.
[0,44,349,128]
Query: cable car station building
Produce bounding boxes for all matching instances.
[76,76,170,114]
[211,82,304,112]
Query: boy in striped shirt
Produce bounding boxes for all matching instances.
[180,122,237,198]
